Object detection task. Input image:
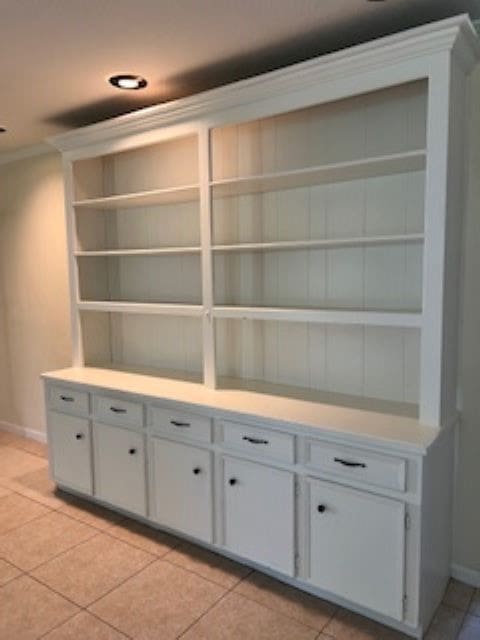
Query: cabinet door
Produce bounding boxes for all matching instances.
[93,422,146,516]
[48,411,92,495]
[223,456,294,575]
[151,438,212,542]
[308,478,405,620]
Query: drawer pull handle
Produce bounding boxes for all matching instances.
[193,467,202,475]
[75,433,84,440]
[228,478,238,486]
[129,448,137,455]
[242,436,269,445]
[170,420,191,428]
[110,406,127,414]
[60,395,74,402]
[334,457,367,469]
[317,504,327,513]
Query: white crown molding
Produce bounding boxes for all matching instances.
[0,142,54,167]
[49,14,479,154]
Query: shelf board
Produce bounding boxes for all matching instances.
[75,247,202,257]
[211,150,426,198]
[77,301,204,317]
[73,184,200,210]
[213,306,422,328]
[212,234,424,253]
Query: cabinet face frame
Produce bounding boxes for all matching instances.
[56,17,479,428]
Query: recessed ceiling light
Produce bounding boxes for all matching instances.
[109,74,148,90]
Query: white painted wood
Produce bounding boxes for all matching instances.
[307,478,405,620]
[75,247,202,257]
[93,421,146,515]
[150,437,213,542]
[74,184,199,209]
[150,406,212,443]
[48,411,92,494]
[223,456,295,575]
[306,440,406,492]
[93,394,144,429]
[48,385,89,417]
[221,420,295,464]
[77,301,203,316]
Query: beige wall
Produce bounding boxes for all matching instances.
[0,152,71,435]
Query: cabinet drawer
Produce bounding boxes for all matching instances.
[306,441,406,492]
[221,420,294,464]
[49,385,89,417]
[93,394,143,428]
[151,407,211,443]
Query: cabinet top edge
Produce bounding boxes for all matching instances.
[47,14,479,155]
[42,367,447,455]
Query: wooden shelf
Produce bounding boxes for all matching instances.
[77,301,204,317]
[210,150,426,198]
[213,234,424,253]
[213,306,422,328]
[75,247,201,257]
[74,184,200,210]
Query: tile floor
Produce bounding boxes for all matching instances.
[0,430,479,640]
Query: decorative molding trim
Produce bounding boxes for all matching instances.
[49,14,478,154]
[0,420,47,444]
[451,563,480,588]
[0,142,54,167]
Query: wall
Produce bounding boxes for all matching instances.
[0,151,71,438]
[452,65,480,580]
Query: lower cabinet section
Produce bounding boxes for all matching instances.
[93,421,147,516]
[223,456,295,576]
[48,411,92,494]
[150,437,213,542]
[307,478,405,620]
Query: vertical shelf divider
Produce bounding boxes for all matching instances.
[199,125,216,388]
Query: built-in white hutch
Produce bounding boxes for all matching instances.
[43,15,479,638]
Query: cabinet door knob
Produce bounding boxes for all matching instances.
[193,467,202,475]
[75,433,83,440]
[128,448,137,455]
[228,478,238,486]
[317,504,326,513]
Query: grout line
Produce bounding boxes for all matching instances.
[162,553,253,591]
[103,522,182,557]
[0,506,55,538]
[25,528,102,574]
[86,609,134,639]
[36,609,81,640]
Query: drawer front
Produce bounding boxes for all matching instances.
[49,385,89,417]
[221,420,294,464]
[94,394,144,428]
[306,441,406,492]
[151,406,211,443]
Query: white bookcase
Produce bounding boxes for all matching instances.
[53,16,479,427]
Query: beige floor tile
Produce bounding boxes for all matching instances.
[458,614,480,640]
[0,492,50,535]
[0,574,79,640]
[0,445,47,478]
[90,559,225,640]
[59,494,125,530]
[324,608,410,639]
[6,467,66,508]
[0,558,22,585]
[443,579,475,611]
[181,591,318,640]
[0,484,11,498]
[1,433,49,458]
[33,532,156,606]
[424,604,465,640]
[166,541,251,588]
[234,571,336,631]
[0,431,20,446]
[468,589,480,617]
[107,517,180,557]
[42,611,129,639]
[0,510,97,570]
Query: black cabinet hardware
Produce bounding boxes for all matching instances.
[110,406,127,414]
[193,467,202,475]
[242,436,269,445]
[334,457,366,469]
[75,433,83,440]
[317,504,326,513]
[128,448,137,455]
[228,478,238,486]
[60,395,74,402]
[170,420,190,428]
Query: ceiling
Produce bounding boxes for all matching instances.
[1,0,479,155]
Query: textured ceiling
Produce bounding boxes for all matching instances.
[1,0,479,154]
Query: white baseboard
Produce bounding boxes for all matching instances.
[451,563,480,588]
[0,420,47,444]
